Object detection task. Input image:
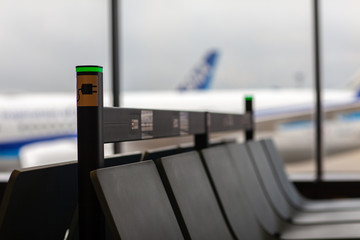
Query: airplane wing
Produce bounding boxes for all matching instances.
[256,93,360,132]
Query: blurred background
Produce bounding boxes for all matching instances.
[1,0,360,177]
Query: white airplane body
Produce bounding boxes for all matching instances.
[0,94,76,158]
[122,89,355,114]
[0,88,359,163]
[1,50,360,168]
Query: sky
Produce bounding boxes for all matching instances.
[1,0,360,93]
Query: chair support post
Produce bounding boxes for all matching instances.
[76,65,105,239]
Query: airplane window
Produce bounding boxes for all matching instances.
[122,0,316,176]
[0,0,109,172]
[1,0,358,177]
[321,1,360,175]
[0,0,110,92]
[122,0,360,177]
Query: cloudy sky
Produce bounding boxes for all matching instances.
[1,0,360,93]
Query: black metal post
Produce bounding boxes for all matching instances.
[195,112,209,150]
[76,65,105,239]
[245,96,254,141]
[111,0,121,153]
[313,0,323,182]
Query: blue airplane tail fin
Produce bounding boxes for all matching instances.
[177,50,219,91]
[347,69,360,99]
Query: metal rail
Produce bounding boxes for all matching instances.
[313,0,323,182]
[76,65,254,239]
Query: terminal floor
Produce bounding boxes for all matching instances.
[286,147,360,179]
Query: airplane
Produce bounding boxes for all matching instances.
[1,49,360,169]
[0,94,76,158]
[0,50,221,169]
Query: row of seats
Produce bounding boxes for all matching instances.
[0,141,217,239]
[91,139,360,240]
[0,150,145,239]
[1,139,360,239]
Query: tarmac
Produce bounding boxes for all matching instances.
[286,147,360,180]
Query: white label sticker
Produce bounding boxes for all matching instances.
[131,119,139,130]
[180,112,189,135]
[141,110,153,132]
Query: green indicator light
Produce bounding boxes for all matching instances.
[76,66,103,73]
[245,96,253,101]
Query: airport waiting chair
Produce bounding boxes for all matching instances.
[90,161,184,240]
[143,145,184,161]
[201,146,273,240]
[178,142,195,153]
[177,138,235,154]
[247,140,360,224]
[0,162,77,240]
[261,138,360,212]
[66,151,143,240]
[226,142,360,239]
[104,151,142,167]
[157,151,234,240]
[208,138,224,147]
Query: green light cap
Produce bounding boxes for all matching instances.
[76,65,103,73]
[245,95,253,101]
